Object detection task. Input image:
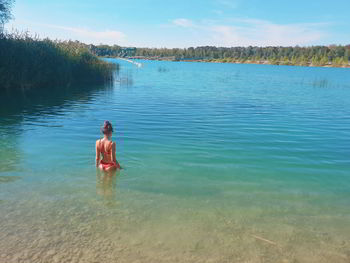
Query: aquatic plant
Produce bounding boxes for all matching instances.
[0,30,118,90]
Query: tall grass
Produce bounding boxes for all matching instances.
[0,31,118,90]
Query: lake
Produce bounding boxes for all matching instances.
[0,59,349,263]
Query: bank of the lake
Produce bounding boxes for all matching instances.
[0,33,118,90]
[127,56,350,68]
[92,44,350,68]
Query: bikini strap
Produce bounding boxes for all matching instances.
[108,141,113,152]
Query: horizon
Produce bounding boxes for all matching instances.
[5,0,350,48]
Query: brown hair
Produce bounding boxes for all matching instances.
[101,121,113,135]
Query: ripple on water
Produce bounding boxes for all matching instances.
[0,59,350,262]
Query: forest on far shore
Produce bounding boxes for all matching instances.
[91,44,350,67]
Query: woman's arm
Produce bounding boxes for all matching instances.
[111,142,122,169]
[95,140,100,167]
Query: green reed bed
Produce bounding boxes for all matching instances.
[0,32,118,90]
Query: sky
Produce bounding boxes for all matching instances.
[5,0,350,48]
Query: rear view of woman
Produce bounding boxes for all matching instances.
[96,121,121,171]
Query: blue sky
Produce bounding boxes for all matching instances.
[6,0,350,47]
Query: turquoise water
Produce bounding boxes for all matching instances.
[1,59,350,262]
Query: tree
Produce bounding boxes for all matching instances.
[345,49,350,63]
[0,0,14,28]
[312,55,321,66]
[320,55,328,66]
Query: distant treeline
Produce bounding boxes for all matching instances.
[0,32,118,90]
[90,44,350,67]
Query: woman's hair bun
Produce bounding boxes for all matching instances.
[101,120,113,134]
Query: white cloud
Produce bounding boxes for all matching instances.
[6,17,329,47]
[210,19,326,46]
[170,17,327,47]
[49,25,126,43]
[172,18,195,28]
[5,20,126,45]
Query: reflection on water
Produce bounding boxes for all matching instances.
[96,169,119,204]
[0,83,114,122]
[115,68,133,87]
[312,78,329,88]
[157,66,169,73]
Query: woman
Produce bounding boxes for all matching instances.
[96,121,121,171]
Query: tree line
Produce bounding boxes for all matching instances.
[90,44,350,67]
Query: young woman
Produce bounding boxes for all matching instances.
[96,121,121,171]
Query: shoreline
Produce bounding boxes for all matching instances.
[121,56,350,68]
[117,57,142,67]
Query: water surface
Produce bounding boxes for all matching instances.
[1,59,350,263]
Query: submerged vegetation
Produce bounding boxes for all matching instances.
[90,44,350,67]
[0,32,118,90]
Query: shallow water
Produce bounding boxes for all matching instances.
[0,59,350,263]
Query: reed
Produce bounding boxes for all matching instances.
[0,31,118,90]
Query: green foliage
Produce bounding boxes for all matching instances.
[90,44,121,57]
[0,31,118,90]
[0,0,14,26]
[332,56,348,67]
[98,45,349,67]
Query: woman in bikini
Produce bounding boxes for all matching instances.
[96,121,121,171]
